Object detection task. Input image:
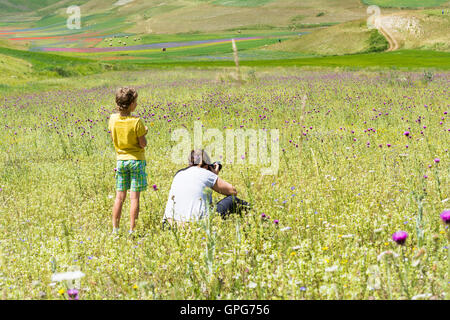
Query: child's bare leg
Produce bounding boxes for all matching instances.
[130,191,140,231]
[112,191,127,229]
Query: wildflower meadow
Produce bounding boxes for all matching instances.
[0,68,448,300]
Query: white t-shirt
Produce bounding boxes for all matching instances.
[163,166,218,222]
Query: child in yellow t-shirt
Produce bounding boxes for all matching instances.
[108,87,148,235]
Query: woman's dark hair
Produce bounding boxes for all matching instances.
[174,150,211,177]
[115,87,138,112]
[188,149,211,166]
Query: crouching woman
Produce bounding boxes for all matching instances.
[162,149,250,227]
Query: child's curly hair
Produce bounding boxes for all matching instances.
[115,87,138,112]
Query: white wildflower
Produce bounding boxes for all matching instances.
[223,259,232,265]
[325,265,339,272]
[412,293,432,300]
[366,265,381,290]
[377,251,399,262]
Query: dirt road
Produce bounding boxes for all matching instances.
[375,16,400,52]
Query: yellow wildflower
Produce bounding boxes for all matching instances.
[58,289,65,295]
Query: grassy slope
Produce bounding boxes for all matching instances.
[118,49,450,69]
[378,9,450,51]
[0,47,449,96]
[268,20,389,55]
[0,53,32,83]
[0,46,115,82]
[129,0,372,34]
[0,0,374,33]
[1,0,448,14]
[269,8,450,55]
[1,0,447,34]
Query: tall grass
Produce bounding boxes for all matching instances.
[0,68,448,299]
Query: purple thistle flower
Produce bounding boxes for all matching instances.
[67,289,79,300]
[403,131,410,136]
[434,158,440,163]
[152,184,158,191]
[273,219,279,225]
[440,210,450,224]
[392,231,408,245]
[261,213,267,219]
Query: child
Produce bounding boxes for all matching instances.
[108,87,148,235]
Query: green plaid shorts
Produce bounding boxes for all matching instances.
[115,160,147,192]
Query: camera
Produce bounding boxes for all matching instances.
[208,161,222,173]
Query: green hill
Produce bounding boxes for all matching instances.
[1,1,448,35]
[376,9,450,51]
[0,46,114,83]
[0,0,83,13]
[269,8,450,55]
[268,20,388,55]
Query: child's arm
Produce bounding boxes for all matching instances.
[136,120,148,148]
[138,135,147,148]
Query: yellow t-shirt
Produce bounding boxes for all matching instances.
[108,113,147,160]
